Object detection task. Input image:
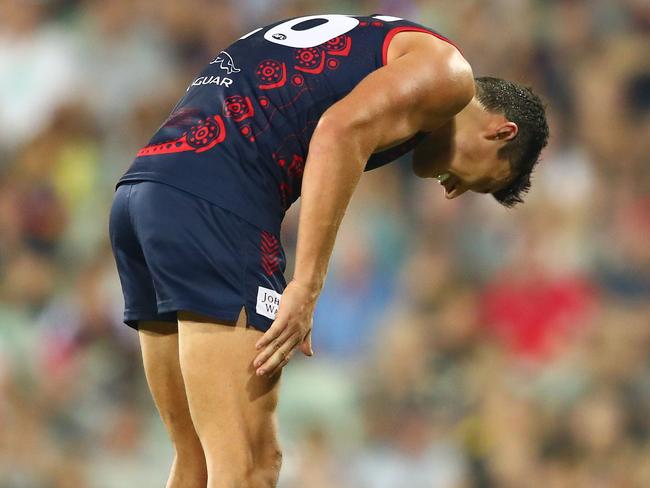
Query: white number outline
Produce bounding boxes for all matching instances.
[264,15,359,48]
[241,15,403,48]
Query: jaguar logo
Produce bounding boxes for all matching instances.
[209,51,241,74]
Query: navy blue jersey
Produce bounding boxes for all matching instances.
[118,14,459,233]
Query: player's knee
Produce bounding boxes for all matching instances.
[260,446,282,486]
[212,467,280,488]
[272,444,283,467]
[251,445,282,487]
[170,452,208,483]
[209,445,281,487]
[259,444,282,475]
[172,435,205,461]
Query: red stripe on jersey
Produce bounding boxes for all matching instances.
[260,231,280,276]
[381,26,464,66]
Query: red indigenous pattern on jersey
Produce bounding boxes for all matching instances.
[260,231,281,276]
[239,124,255,142]
[295,47,326,74]
[287,154,305,178]
[278,182,291,210]
[291,74,305,85]
[271,117,317,207]
[274,152,306,209]
[327,58,340,70]
[223,95,254,122]
[136,115,226,156]
[258,35,353,90]
[223,95,256,142]
[324,35,352,56]
[294,35,352,74]
[257,60,287,90]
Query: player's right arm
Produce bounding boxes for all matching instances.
[254,35,474,376]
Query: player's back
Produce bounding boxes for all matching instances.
[118,14,454,233]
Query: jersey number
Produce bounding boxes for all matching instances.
[241,15,402,49]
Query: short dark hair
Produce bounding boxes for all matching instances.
[474,77,549,207]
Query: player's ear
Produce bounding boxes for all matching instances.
[492,121,518,141]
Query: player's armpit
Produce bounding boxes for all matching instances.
[318,41,474,155]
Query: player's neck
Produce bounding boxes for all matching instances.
[434,98,486,169]
[413,98,488,178]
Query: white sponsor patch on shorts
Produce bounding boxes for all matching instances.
[256,286,281,319]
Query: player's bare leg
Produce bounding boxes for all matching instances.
[139,321,208,488]
[178,310,282,488]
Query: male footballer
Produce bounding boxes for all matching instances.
[109,14,548,488]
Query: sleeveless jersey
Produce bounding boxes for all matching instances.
[118,14,459,233]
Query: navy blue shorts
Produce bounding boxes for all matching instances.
[108,181,286,332]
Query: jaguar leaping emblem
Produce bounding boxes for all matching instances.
[210,51,241,74]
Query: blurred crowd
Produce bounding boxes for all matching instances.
[1,0,649,486]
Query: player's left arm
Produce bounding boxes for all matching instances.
[254,38,474,376]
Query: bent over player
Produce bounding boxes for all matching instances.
[109,14,548,488]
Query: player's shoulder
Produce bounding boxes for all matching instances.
[386,27,469,72]
[386,30,474,117]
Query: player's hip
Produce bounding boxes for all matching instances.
[117,159,287,234]
[109,181,286,331]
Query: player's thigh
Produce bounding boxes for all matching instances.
[177,310,281,460]
[138,320,201,446]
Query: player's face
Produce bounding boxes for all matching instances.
[414,99,519,200]
[435,153,512,199]
[433,109,518,200]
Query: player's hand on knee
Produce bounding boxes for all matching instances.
[254,281,316,377]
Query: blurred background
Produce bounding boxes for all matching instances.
[1,0,649,486]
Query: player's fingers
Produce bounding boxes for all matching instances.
[253,327,293,369]
[256,336,300,376]
[258,335,297,373]
[299,330,313,356]
[266,350,294,377]
[255,313,288,350]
